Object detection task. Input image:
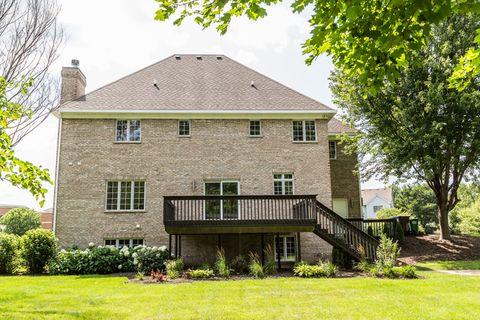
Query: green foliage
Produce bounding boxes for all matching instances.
[263,244,276,275]
[0,233,20,274]
[376,234,400,270]
[394,222,405,244]
[21,229,57,274]
[132,246,170,274]
[331,247,353,270]
[394,184,437,232]
[0,77,51,205]
[187,268,214,279]
[393,265,417,279]
[49,245,135,275]
[230,255,248,274]
[248,252,265,278]
[293,261,338,278]
[166,258,184,279]
[153,0,479,91]
[456,199,480,235]
[214,248,231,277]
[0,208,41,236]
[450,183,480,233]
[330,15,480,239]
[376,208,406,219]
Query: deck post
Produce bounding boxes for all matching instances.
[174,235,178,258]
[296,232,301,262]
[260,234,265,265]
[276,233,281,270]
[168,234,172,254]
[178,235,182,257]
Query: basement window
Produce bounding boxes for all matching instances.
[274,235,296,261]
[104,238,144,248]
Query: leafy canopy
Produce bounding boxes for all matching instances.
[330,14,480,239]
[0,77,51,205]
[0,207,41,236]
[153,0,480,91]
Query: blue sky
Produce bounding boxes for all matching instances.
[0,0,383,210]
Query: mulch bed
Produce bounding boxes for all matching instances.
[399,234,480,265]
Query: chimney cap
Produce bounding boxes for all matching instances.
[71,59,80,67]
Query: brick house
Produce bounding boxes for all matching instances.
[54,54,377,266]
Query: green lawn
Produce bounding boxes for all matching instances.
[0,267,479,319]
[416,260,480,270]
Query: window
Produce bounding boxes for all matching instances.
[116,120,141,142]
[104,239,144,248]
[373,205,383,213]
[178,120,191,136]
[292,120,316,142]
[273,174,294,195]
[106,181,145,211]
[249,120,261,136]
[329,141,337,159]
[274,235,296,261]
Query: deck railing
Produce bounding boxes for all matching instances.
[164,195,318,227]
[347,218,397,238]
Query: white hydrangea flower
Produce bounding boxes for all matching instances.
[133,258,138,265]
[159,245,167,251]
[118,264,122,270]
[60,249,67,254]
[132,252,138,258]
[88,242,95,247]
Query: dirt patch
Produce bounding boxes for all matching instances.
[399,234,480,265]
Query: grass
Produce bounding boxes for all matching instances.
[416,260,480,270]
[0,267,479,319]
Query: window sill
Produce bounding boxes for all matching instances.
[292,141,318,144]
[104,210,146,214]
[114,141,142,144]
[248,135,263,138]
[177,135,191,138]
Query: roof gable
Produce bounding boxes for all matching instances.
[60,54,333,112]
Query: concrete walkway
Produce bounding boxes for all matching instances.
[436,270,480,276]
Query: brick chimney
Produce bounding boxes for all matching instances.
[60,59,86,105]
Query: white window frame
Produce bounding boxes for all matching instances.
[273,173,295,195]
[105,181,146,212]
[274,234,296,262]
[104,238,144,248]
[292,120,317,142]
[329,141,337,160]
[203,180,240,220]
[248,120,262,137]
[178,120,191,137]
[115,120,141,143]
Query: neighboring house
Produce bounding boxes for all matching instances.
[39,208,54,230]
[0,204,27,217]
[54,54,376,265]
[361,188,394,219]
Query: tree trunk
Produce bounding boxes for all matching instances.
[438,205,451,241]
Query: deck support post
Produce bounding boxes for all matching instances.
[260,234,265,265]
[296,232,301,262]
[168,234,172,254]
[178,235,182,257]
[174,235,178,258]
[276,233,281,271]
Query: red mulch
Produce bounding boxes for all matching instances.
[399,234,480,265]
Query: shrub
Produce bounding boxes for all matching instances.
[393,265,417,278]
[231,255,248,274]
[394,221,405,243]
[263,244,277,275]
[214,248,231,277]
[293,261,338,278]
[132,245,170,274]
[187,268,214,279]
[0,208,41,236]
[332,247,353,270]
[355,259,373,273]
[248,252,265,278]
[376,234,400,270]
[0,233,20,274]
[382,266,398,278]
[376,208,408,219]
[166,258,184,279]
[21,229,57,274]
[150,270,167,282]
[457,199,480,235]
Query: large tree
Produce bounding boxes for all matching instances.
[153,0,479,91]
[330,14,480,240]
[0,0,63,145]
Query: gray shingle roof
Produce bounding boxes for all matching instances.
[60,54,333,112]
[327,118,357,134]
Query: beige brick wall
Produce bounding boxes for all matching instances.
[56,118,337,263]
[329,141,362,218]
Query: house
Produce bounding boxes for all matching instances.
[39,208,54,230]
[53,54,377,266]
[361,188,394,219]
[0,204,27,217]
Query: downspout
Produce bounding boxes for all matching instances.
[52,117,62,234]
